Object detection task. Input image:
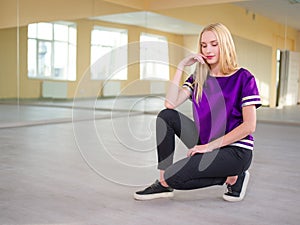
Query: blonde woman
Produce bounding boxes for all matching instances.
[134,23,261,202]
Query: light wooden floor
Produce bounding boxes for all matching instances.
[0,98,299,225]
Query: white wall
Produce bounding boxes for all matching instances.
[234,36,272,106]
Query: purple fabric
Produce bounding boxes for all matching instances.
[183,68,261,150]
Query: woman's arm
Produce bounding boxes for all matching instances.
[164,67,191,109]
[187,105,257,156]
[165,54,206,109]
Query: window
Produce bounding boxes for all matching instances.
[140,33,169,80]
[27,21,77,81]
[90,26,128,80]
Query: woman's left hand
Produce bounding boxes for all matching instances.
[187,144,212,157]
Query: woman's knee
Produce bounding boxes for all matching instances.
[157,108,178,120]
[157,109,179,132]
[165,171,226,190]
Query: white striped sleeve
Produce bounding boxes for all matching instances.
[242,95,262,107]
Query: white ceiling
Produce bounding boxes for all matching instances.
[91,11,203,35]
[92,0,300,34]
[233,0,300,31]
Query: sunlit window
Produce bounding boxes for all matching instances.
[27,21,77,81]
[90,26,128,80]
[140,33,169,80]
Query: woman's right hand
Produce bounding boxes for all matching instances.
[178,53,207,70]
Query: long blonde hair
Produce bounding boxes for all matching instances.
[194,23,239,103]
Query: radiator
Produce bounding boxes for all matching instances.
[42,81,68,99]
[102,81,121,97]
[150,81,166,95]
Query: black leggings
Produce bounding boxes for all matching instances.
[156,109,252,190]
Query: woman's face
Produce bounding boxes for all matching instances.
[200,31,220,66]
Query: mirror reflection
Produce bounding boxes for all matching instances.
[0,0,299,123]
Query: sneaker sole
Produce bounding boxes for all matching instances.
[223,171,250,202]
[134,192,174,201]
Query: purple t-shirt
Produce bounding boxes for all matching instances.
[183,68,261,150]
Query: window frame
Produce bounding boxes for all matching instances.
[27,21,77,81]
[139,32,170,81]
[90,26,128,81]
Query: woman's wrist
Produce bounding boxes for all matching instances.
[205,143,213,152]
[207,140,222,152]
[177,62,185,71]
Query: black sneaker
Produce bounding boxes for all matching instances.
[223,171,250,202]
[134,180,174,200]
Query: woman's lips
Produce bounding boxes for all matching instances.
[206,56,214,60]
